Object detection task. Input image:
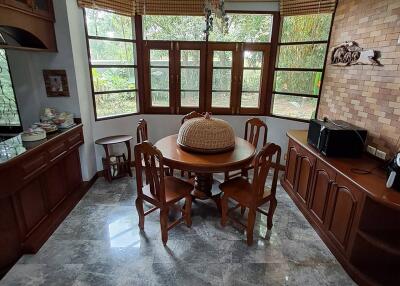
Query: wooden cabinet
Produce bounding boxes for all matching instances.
[326,174,360,252]
[281,130,400,286]
[309,159,335,225]
[284,140,315,206]
[0,125,86,277]
[2,0,53,19]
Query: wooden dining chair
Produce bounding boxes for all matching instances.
[137,119,173,176]
[220,143,281,246]
[134,141,193,245]
[136,119,148,144]
[225,118,268,180]
[179,111,204,178]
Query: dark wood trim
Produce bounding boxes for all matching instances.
[87,35,136,43]
[315,8,337,119]
[265,12,280,116]
[278,40,329,45]
[135,15,145,113]
[275,67,324,72]
[273,91,319,98]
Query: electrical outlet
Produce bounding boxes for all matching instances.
[376,150,387,160]
[367,145,377,155]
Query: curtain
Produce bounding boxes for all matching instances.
[280,0,337,16]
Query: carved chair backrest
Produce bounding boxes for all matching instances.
[244,118,268,148]
[181,111,204,125]
[251,143,281,201]
[137,119,148,143]
[134,141,166,204]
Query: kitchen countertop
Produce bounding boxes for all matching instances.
[0,124,81,164]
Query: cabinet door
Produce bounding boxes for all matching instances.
[44,161,68,211]
[284,140,299,190]
[295,149,315,204]
[326,175,359,252]
[64,151,83,193]
[309,159,336,225]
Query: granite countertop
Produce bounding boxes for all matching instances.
[0,124,79,164]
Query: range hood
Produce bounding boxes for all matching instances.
[0,26,47,50]
[0,4,57,52]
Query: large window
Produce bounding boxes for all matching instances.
[84,9,138,120]
[142,13,273,115]
[272,14,332,120]
[83,9,333,121]
[0,49,21,132]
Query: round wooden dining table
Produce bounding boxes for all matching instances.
[155,134,256,209]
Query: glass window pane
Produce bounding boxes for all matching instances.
[143,15,204,41]
[241,92,259,108]
[278,44,327,69]
[281,14,332,43]
[150,50,169,66]
[0,49,20,126]
[85,8,133,39]
[150,68,169,90]
[92,67,136,92]
[89,40,135,65]
[212,69,231,91]
[181,91,199,107]
[242,69,262,92]
[244,51,263,68]
[209,14,273,43]
[272,94,317,120]
[274,71,322,95]
[151,91,169,107]
[95,92,137,118]
[213,51,232,68]
[181,50,200,67]
[212,92,230,108]
[181,68,199,90]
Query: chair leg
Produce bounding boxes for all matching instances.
[184,196,192,227]
[246,209,256,246]
[160,207,169,245]
[267,198,277,230]
[224,171,229,181]
[135,197,145,230]
[220,195,228,227]
[240,205,246,216]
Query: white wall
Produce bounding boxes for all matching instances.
[7,0,81,129]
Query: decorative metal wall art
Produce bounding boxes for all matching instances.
[330,41,381,66]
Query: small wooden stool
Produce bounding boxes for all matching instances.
[95,135,133,182]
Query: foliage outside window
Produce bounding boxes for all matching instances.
[143,14,272,114]
[272,14,332,120]
[0,49,21,129]
[85,8,138,119]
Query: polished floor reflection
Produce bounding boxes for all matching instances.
[1,174,355,286]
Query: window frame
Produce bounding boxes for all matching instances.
[82,9,335,122]
[0,49,22,133]
[270,14,335,122]
[83,8,140,121]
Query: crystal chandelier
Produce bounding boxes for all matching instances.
[204,0,229,39]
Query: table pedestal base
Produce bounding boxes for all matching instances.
[192,173,222,212]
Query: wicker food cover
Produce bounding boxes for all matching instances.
[177,114,235,153]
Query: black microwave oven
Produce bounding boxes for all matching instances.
[307,119,367,157]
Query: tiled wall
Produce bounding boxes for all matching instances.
[319,0,400,155]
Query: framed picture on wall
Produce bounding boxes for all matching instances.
[43,70,70,97]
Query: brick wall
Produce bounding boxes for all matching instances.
[318,0,400,155]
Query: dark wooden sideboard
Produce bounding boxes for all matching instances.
[0,124,85,276]
[281,130,400,286]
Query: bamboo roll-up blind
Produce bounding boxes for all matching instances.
[280,0,336,16]
[135,0,205,16]
[77,0,135,16]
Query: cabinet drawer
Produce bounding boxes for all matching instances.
[48,140,67,162]
[68,131,83,150]
[22,153,47,181]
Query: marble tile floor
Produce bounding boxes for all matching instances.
[1,174,355,286]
